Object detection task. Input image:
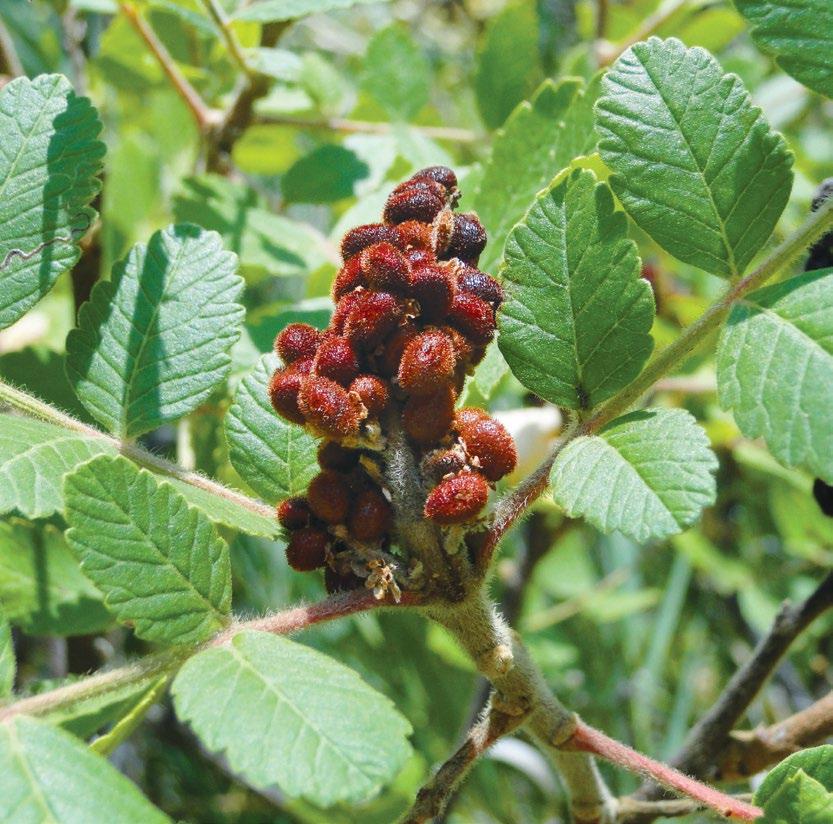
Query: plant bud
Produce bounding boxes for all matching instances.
[447,292,496,345]
[421,447,466,483]
[341,222,398,260]
[410,263,455,322]
[384,180,446,224]
[349,374,390,417]
[441,213,487,264]
[307,469,352,524]
[285,526,329,571]
[332,256,365,299]
[459,416,517,481]
[344,290,404,350]
[298,376,364,438]
[412,165,458,194]
[397,330,456,396]
[331,291,363,335]
[402,384,456,444]
[312,335,360,386]
[318,440,359,471]
[274,323,322,364]
[454,406,489,432]
[376,322,418,377]
[394,220,433,251]
[424,471,489,525]
[348,487,392,542]
[268,359,312,425]
[456,265,504,308]
[276,496,312,530]
[360,242,411,293]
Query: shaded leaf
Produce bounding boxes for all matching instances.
[282,145,370,203]
[234,0,390,22]
[0,606,13,698]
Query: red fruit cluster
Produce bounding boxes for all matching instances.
[268,167,516,585]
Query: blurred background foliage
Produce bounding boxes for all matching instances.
[1,0,832,821]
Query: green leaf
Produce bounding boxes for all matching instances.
[596,36,793,278]
[362,25,430,121]
[474,0,541,129]
[66,224,244,438]
[475,76,600,273]
[498,169,655,410]
[90,676,169,756]
[225,353,318,504]
[717,269,833,482]
[0,520,110,637]
[233,0,390,22]
[756,746,833,823]
[282,145,370,204]
[734,0,833,99]
[172,631,413,805]
[0,606,13,698]
[64,455,231,645]
[0,415,113,520]
[550,409,718,542]
[0,74,104,330]
[0,715,171,824]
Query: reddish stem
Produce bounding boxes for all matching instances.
[568,720,763,821]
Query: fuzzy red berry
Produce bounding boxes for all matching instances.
[424,471,489,525]
[454,407,489,432]
[274,323,322,364]
[324,565,365,594]
[412,165,458,194]
[348,487,392,542]
[331,291,363,335]
[307,469,352,524]
[397,330,456,396]
[441,213,487,264]
[377,323,418,377]
[268,360,312,425]
[318,440,359,472]
[360,242,411,293]
[298,376,365,438]
[285,526,329,571]
[343,290,404,350]
[384,180,446,224]
[341,223,398,261]
[394,220,433,251]
[349,374,390,417]
[447,292,495,345]
[410,263,455,322]
[332,256,365,299]
[456,265,504,308]
[402,384,456,444]
[312,335,360,386]
[277,496,312,530]
[459,416,517,481]
[421,447,466,482]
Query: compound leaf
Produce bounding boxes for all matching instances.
[172,631,412,806]
[225,353,318,503]
[499,169,654,409]
[66,225,244,438]
[64,455,231,645]
[0,75,104,329]
[717,269,833,482]
[550,408,718,542]
[596,37,793,278]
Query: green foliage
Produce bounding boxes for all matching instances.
[596,37,793,278]
[172,631,413,805]
[0,715,171,824]
[734,0,833,99]
[499,169,654,410]
[0,75,104,329]
[718,269,833,482]
[64,455,231,645]
[233,0,390,23]
[755,746,833,822]
[550,410,718,542]
[283,145,370,203]
[66,225,243,438]
[225,353,318,503]
[0,607,13,698]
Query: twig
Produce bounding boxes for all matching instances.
[652,374,717,396]
[595,0,609,40]
[596,0,691,66]
[617,796,752,819]
[716,691,833,781]
[0,377,275,524]
[398,702,528,824]
[545,750,616,823]
[201,0,255,80]
[0,16,23,77]
[118,1,218,131]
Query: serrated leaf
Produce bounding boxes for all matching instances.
[499,169,655,410]
[550,409,718,542]
[233,0,389,22]
[596,36,793,278]
[717,269,833,482]
[0,74,104,329]
[0,606,13,698]
[475,76,601,273]
[64,455,231,645]
[0,521,110,637]
[0,715,171,824]
[734,0,833,99]
[756,746,833,823]
[0,415,113,520]
[225,353,318,504]
[66,224,244,438]
[362,26,430,121]
[172,631,413,805]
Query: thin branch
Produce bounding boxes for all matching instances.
[201,0,255,80]
[716,691,833,781]
[546,750,616,823]
[652,374,717,396]
[596,0,691,66]
[595,0,609,40]
[617,796,752,819]
[0,377,275,524]
[0,15,23,78]
[118,1,218,131]
[399,702,528,824]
